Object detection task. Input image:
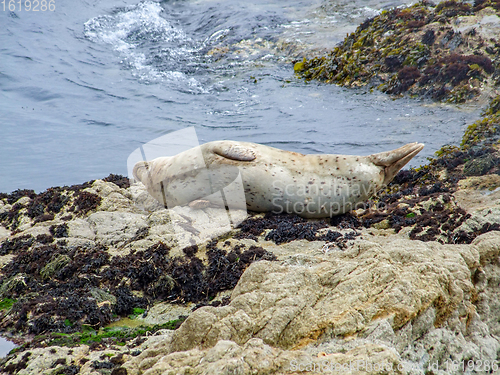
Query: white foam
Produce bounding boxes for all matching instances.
[84,1,206,91]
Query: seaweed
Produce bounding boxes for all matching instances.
[26,187,70,221]
[296,0,500,103]
[70,191,101,215]
[0,237,277,337]
[103,174,130,189]
[236,213,360,246]
[1,190,36,205]
[461,95,500,148]
[49,223,69,238]
[0,235,34,256]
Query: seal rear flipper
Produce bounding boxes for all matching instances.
[368,142,424,185]
[213,143,257,161]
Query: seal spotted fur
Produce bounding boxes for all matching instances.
[133,141,424,218]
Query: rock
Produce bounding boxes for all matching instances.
[472,231,500,337]
[2,345,100,375]
[162,206,247,249]
[128,182,164,212]
[456,207,500,233]
[458,175,500,191]
[87,211,148,247]
[169,236,479,352]
[0,226,10,242]
[454,175,500,212]
[138,302,193,326]
[13,197,31,206]
[66,218,95,240]
[297,2,500,103]
[123,337,402,375]
[372,219,390,230]
[463,154,498,176]
[86,180,137,213]
[453,7,500,41]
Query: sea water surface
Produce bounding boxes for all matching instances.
[0,0,484,193]
[0,337,15,357]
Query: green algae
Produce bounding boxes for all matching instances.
[461,95,500,148]
[296,0,500,103]
[0,298,16,310]
[36,317,187,349]
[40,254,71,280]
[106,317,144,329]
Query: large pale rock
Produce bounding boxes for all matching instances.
[167,206,246,249]
[454,7,500,42]
[86,179,138,213]
[128,182,164,212]
[170,237,479,352]
[138,302,194,326]
[0,226,11,242]
[123,337,402,375]
[472,231,500,337]
[66,218,95,240]
[454,175,500,212]
[6,345,89,375]
[0,200,9,215]
[87,211,147,247]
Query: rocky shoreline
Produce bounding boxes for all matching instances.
[0,111,499,374]
[1,151,500,374]
[1,1,500,374]
[295,0,500,104]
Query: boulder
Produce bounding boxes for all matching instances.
[170,236,479,352]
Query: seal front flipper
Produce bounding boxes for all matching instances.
[188,199,211,209]
[212,143,257,161]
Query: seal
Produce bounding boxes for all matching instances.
[133,141,424,218]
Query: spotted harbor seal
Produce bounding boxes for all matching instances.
[133,141,424,218]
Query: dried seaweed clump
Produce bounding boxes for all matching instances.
[295,0,500,103]
[236,213,359,246]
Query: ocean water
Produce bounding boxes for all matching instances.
[0,336,15,357]
[0,0,484,194]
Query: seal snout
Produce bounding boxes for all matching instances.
[369,142,425,185]
[133,161,150,183]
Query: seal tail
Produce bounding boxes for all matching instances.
[368,142,425,185]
